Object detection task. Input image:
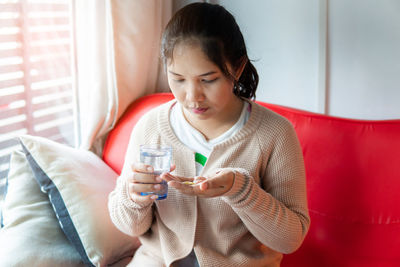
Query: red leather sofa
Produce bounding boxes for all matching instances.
[103,93,400,267]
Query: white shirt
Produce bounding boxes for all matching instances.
[170,101,250,176]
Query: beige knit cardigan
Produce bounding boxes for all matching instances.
[108,100,310,267]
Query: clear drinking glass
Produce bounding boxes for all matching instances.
[139,144,172,200]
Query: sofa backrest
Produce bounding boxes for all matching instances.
[103,93,400,267]
[264,103,400,267]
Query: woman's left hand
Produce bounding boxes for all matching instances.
[161,169,235,198]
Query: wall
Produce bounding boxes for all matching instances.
[173,0,400,120]
[328,0,400,119]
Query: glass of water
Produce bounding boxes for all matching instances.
[139,144,172,200]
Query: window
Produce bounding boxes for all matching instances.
[0,0,76,196]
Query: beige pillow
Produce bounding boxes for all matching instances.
[0,149,84,267]
[14,134,139,266]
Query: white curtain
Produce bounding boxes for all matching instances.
[72,0,172,155]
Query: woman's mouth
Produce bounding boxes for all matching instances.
[191,107,208,114]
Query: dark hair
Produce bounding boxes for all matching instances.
[161,2,259,100]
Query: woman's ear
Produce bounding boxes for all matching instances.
[234,57,248,81]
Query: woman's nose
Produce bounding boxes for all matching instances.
[186,82,205,102]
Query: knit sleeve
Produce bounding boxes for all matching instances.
[108,115,155,237]
[222,121,310,254]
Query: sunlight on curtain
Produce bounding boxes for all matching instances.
[0,0,76,214]
[73,0,172,155]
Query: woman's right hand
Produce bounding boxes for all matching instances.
[126,162,175,204]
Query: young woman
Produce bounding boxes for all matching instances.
[108,3,310,266]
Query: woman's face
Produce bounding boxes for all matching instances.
[166,43,240,126]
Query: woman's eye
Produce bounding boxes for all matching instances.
[174,79,185,83]
[202,78,218,84]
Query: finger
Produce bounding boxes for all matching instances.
[129,182,162,194]
[195,172,235,197]
[161,172,194,183]
[196,182,228,198]
[160,172,177,182]
[193,176,207,184]
[168,180,211,196]
[127,170,160,183]
[167,179,225,198]
[170,164,176,172]
[132,162,154,174]
[168,181,198,195]
[128,184,158,202]
[131,192,159,201]
[133,171,161,183]
[199,181,208,191]
[158,165,176,180]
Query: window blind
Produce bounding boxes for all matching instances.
[0,0,75,182]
